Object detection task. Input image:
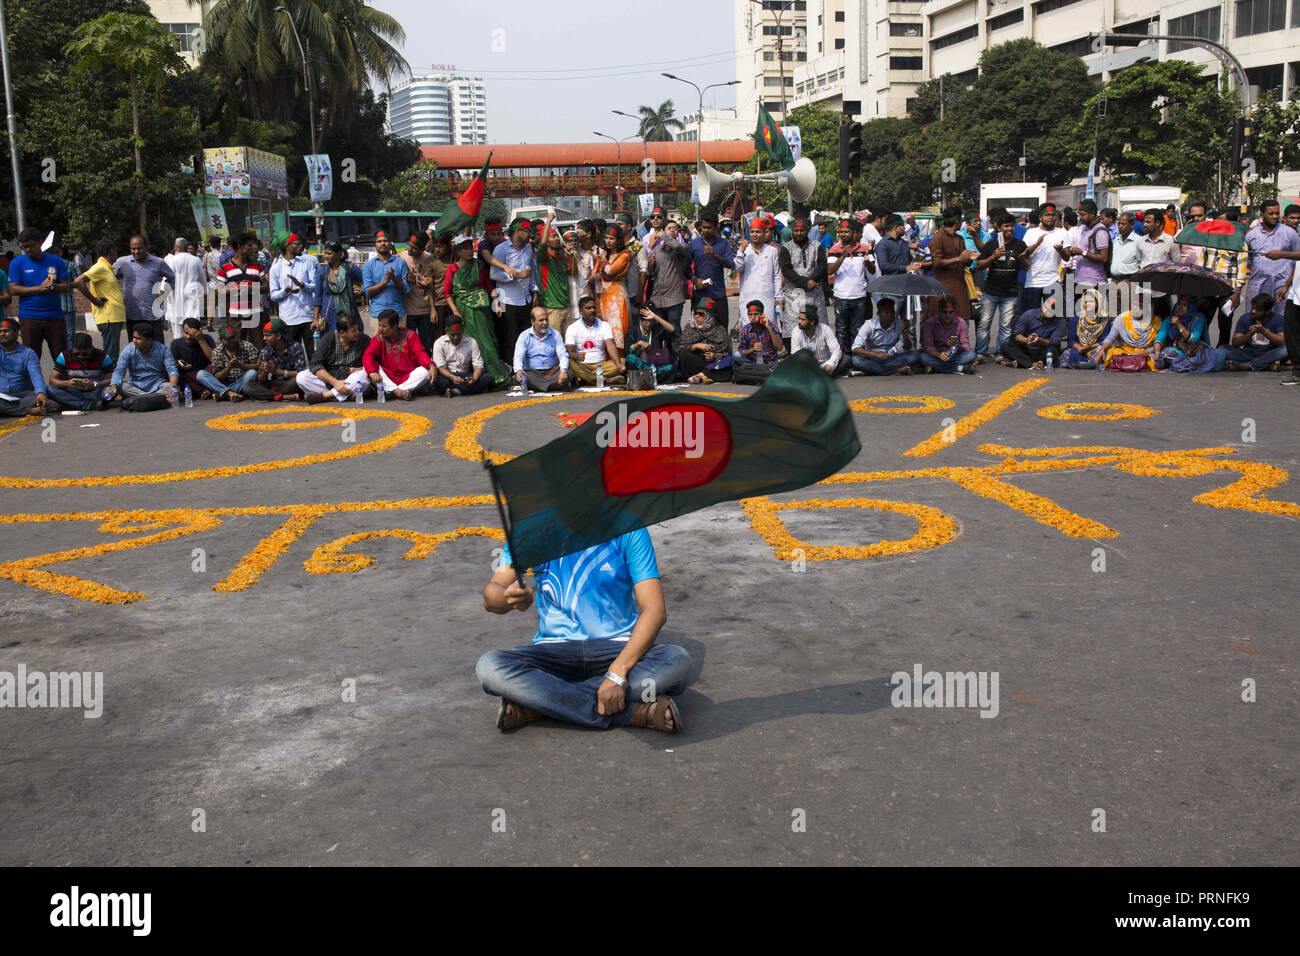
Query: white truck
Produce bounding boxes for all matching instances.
[979,182,1047,221]
[1102,186,1184,227]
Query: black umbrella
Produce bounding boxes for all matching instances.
[1129,262,1231,298]
[866,272,952,297]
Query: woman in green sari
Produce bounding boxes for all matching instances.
[445,236,507,385]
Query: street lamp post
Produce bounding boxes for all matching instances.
[663,74,740,216]
[275,6,321,246]
[612,109,651,208]
[594,130,637,214]
[0,1,25,231]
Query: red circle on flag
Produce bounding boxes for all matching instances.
[601,404,733,496]
[1195,220,1237,235]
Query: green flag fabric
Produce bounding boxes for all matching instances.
[487,351,861,571]
[434,153,492,239]
[754,105,795,171]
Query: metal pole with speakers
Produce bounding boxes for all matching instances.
[695,156,816,209]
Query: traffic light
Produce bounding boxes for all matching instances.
[838,123,851,178]
[845,121,862,179]
[1231,114,1252,169]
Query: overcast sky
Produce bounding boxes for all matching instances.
[370,0,740,143]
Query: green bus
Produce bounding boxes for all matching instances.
[288,210,441,252]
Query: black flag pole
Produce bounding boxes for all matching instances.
[483,454,524,588]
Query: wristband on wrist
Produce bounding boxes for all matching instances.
[603,671,628,689]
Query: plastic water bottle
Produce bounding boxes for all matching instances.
[353,382,363,404]
[183,385,193,408]
[945,342,958,360]
[312,328,321,352]
[596,365,604,389]
[650,363,658,389]
[169,385,178,408]
[1045,349,1054,370]
[377,381,386,404]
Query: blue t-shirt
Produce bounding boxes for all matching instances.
[362,254,410,317]
[9,253,68,320]
[502,529,660,644]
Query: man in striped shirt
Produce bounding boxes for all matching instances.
[214,232,267,334]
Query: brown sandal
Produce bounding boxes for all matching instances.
[629,696,682,734]
[496,698,544,732]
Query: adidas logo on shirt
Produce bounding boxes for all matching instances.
[600,562,614,573]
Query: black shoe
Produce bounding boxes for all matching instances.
[1281,373,1300,386]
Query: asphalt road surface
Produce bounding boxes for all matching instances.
[1,365,1295,865]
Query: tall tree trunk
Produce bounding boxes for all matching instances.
[132,71,145,237]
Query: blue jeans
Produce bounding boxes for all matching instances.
[920,349,977,373]
[64,310,76,346]
[476,639,694,728]
[99,322,126,365]
[1223,344,1287,370]
[47,385,103,410]
[833,296,870,356]
[978,294,1016,356]
[852,350,918,375]
[196,368,258,395]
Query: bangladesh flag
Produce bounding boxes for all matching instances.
[487,351,861,571]
[754,104,795,171]
[434,152,492,238]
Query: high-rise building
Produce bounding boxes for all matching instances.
[387,75,488,146]
[735,0,810,120]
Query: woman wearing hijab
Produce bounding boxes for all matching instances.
[313,242,364,335]
[1091,292,1162,370]
[595,225,632,351]
[444,236,507,385]
[928,207,977,319]
[1060,289,1111,368]
[677,299,733,384]
[1154,295,1207,368]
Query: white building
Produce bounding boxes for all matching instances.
[923,0,1299,102]
[675,109,749,142]
[147,0,212,68]
[387,75,488,147]
[740,0,1298,124]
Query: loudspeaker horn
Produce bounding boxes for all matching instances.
[696,160,743,207]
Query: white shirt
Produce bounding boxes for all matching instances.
[564,318,614,364]
[791,321,841,372]
[734,243,782,326]
[163,252,207,319]
[1022,227,1068,288]
[861,223,882,276]
[829,246,869,299]
[432,333,483,377]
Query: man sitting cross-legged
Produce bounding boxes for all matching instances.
[476,531,693,734]
[565,294,625,385]
[297,314,371,402]
[195,325,259,402]
[733,298,786,385]
[850,298,918,375]
[47,332,114,411]
[431,319,494,397]
[242,318,307,401]
[363,308,431,400]
[105,323,180,410]
[0,315,49,417]
[512,306,570,392]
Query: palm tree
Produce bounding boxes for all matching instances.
[66,13,186,237]
[201,0,409,124]
[637,100,684,142]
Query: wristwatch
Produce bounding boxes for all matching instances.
[603,671,628,689]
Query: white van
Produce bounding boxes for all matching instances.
[979,182,1047,221]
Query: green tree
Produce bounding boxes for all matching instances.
[201,0,409,124]
[926,40,1090,195]
[1249,90,1300,197]
[1081,60,1232,192]
[636,100,684,142]
[66,12,187,236]
[380,162,446,210]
